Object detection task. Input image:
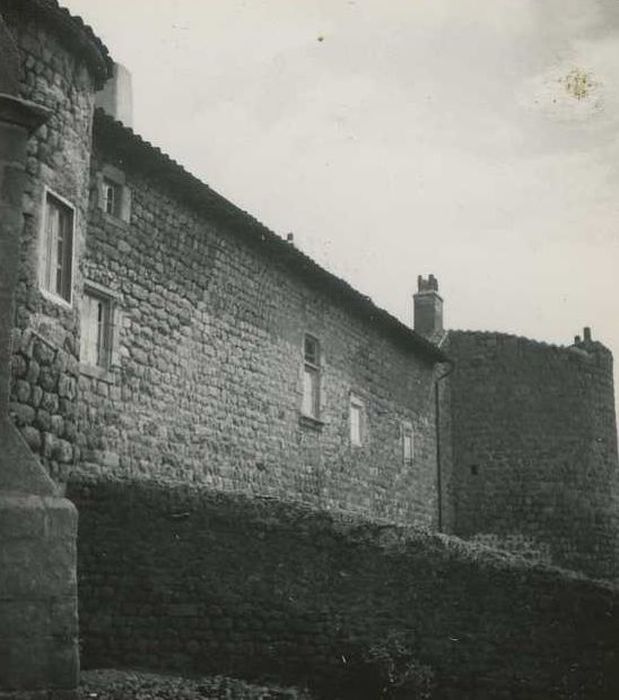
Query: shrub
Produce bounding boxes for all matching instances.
[333,632,435,699]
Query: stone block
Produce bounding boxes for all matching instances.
[0,496,76,601]
[48,643,79,690]
[13,380,31,403]
[0,495,46,540]
[20,426,41,451]
[9,403,35,426]
[0,601,50,640]
[32,343,54,367]
[34,410,51,432]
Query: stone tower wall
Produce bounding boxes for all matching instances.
[443,330,619,578]
[3,0,107,485]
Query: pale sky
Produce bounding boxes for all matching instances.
[65,0,619,400]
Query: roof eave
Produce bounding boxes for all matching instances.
[92,109,449,366]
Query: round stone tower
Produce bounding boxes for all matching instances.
[443,328,619,579]
[2,0,111,484]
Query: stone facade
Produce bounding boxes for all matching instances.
[74,114,445,526]
[4,0,618,579]
[3,1,619,696]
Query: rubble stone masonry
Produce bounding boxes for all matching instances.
[74,120,442,526]
[443,330,619,578]
[5,2,98,484]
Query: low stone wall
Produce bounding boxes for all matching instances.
[68,477,619,699]
[0,486,78,699]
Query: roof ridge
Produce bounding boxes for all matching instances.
[92,108,448,364]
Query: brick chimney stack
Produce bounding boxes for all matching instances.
[414,274,443,338]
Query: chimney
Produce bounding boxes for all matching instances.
[95,62,133,127]
[414,274,443,338]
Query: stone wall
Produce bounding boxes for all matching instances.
[4,2,99,485]
[68,476,619,699]
[76,123,441,526]
[0,493,78,699]
[443,330,619,578]
[0,2,110,697]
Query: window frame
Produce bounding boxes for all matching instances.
[79,281,122,381]
[301,333,322,424]
[102,177,122,217]
[349,393,365,447]
[97,164,131,223]
[39,187,76,308]
[401,421,414,466]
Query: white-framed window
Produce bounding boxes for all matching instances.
[80,291,112,368]
[350,394,364,446]
[39,188,75,306]
[79,282,121,375]
[302,334,320,419]
[402,421,414,465]
[97,165,131,223]
[102,178,122,217]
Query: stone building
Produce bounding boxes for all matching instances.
[1,1,618,696]
[73,109,448,527]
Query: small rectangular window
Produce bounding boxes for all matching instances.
[103,178,121,217]
[350,394,364,446]
[304,335,319,365]
[80,290,113,369]
[40,190,74,304]
[402,422,414,465]
[302,334,320,419]
[98,167,131,223]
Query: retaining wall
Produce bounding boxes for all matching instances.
[69,477,619,699]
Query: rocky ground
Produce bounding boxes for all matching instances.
[78,669,313,700]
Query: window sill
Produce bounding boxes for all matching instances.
[101,210,130,227]
[40,287,72,310]
[298,414,324,431]
[80,363,116,384]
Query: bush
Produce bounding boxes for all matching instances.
[332,633,435,699]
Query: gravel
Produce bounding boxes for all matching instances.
[78,669,314,700]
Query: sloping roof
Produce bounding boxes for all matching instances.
[1,0,113,88]
[93,109,448,365]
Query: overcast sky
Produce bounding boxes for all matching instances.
[65,1,619,378]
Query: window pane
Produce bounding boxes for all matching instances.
[80,295,98,365]
[104,179,119,216]
[45,202,59,292]
[304,336,318,365]
[60,207,73,301]
[403,433,413,462]
[55,211,65,296]
[105,183,114,214]
[303,366,319,417]
[42,193,73,302]
[81,293,110,368]
[96,299,105,366]
[350,404,361,445]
